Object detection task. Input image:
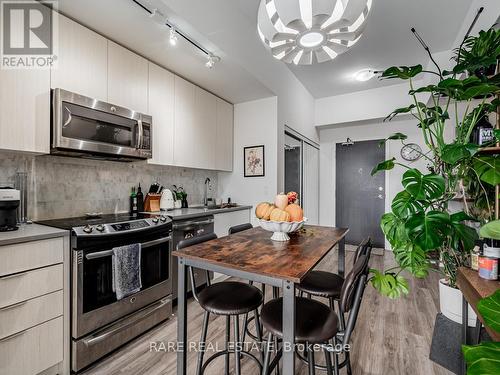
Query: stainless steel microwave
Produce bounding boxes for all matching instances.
[51,88,152,161]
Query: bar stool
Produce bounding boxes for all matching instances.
[177,233,264,375]
[260,254,370,375]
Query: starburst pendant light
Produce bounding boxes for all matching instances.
[257,0,372,65]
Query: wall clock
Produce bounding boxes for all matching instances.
[401,143,422,161]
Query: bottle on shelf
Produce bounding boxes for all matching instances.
[136,183,144,213]
[472,115,494,146]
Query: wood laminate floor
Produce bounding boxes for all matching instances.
[82,247,452,375]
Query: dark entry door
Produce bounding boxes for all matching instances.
[336,139,385,248]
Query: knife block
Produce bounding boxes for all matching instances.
[144,193,161,212]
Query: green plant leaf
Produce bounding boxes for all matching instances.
[451,223,478,252]
[405,211,450,251]
[402,169,445,200]
[369,269,410,299]
[384,105,416,121]
[473,157,500,186]
[391,190,426,219]
[480,220,500,240]
[441,143,479,164]
[450,211,478,223]
[380,213,408,247]
[462,342,500,375]
[371,158,396,176]
[381,65,423,80]
[463,84,500,99]
[379,133,408,146]
[478,290,500,333]
[394,244,429,278]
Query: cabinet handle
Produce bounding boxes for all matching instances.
[0,300,27,312]
[0,330,26,343]
[0,272,28,280]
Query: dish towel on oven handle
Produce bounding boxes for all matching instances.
[112,243,142,300]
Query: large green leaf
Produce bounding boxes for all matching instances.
[405,211,450,251]
[473,157,500,186]
[462,342,500,375]
[441,143,479,164]
[380,213,407,247]
[451,222,478,252]
[379,132,408,145]
[371,158,396,176]
[369,269,410,299]
[381,65,423,80]
[391,190,426,219]
[480,220,500,240]
[402,169,445,200]
[393,244,429,278]
[478,290,500,333]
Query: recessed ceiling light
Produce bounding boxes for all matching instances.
[205,54,220,69]
[354,69,376,81]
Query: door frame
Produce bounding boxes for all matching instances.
[334,138,386,248]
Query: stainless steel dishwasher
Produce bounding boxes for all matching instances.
[171,215,215,299]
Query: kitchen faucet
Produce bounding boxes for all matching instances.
[203,177,211,207]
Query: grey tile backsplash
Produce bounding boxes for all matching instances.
[0,151,218,220]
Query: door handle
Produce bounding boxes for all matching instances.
[137,119,143,149]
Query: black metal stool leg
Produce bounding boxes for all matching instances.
[307,343,315,375]
[254,309,264,361]
[242,312,250,343]
[225,316,230,375]
[196,311,210,375]
[234,315,241,375]
[262,333,273,375]
[333,339,339,375]
[346,350,352,375]
[323,345,334,375]
[274,335,280,375]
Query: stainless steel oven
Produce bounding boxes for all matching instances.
[68,215,172,372]
[51,88,152,160]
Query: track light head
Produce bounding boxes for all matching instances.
[169,27,178,46]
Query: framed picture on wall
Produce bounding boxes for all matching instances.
[244,145,265,177]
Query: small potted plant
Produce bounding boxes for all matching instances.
[172,185,188,208]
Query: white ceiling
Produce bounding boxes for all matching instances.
[57,0,482,102]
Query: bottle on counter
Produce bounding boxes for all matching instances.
[130,187,138,214]
[136,183,144,213]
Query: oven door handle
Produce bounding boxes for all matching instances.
[84,236,171,260]
[137,119,143,149]
[82,298,170,347]
[173,218,214,229]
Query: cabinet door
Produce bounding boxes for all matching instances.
[215,98,233,171]
[303,143,320,225]
[148,63,174,165]
[107,41,148,113]
[51,15,107,101]
[194,87,217,169]
[0,68,50,153]
[173,76,196,167]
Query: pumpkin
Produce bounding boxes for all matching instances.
[255,202,271,219]
[285,203,303,222]
[274,193,289,210]
[260,204,276,220]
[270,208,291,222]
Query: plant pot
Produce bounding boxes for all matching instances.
[439,279,477,327]
[181,199,188,208]
[174,201,182,209]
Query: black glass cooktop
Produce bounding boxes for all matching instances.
[36,213,159,230]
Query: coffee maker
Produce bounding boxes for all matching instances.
[0,188,20,231]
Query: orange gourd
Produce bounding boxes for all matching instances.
[285,203,303,222]
[261,204,276,220]
[274,193,289,210]
[270,208,291,222]
[255,202,271,219]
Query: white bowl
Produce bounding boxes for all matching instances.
[259,218,308,241]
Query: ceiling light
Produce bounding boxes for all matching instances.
[205,54,220,69]
[169,27,178,46]
[257,0,373,65]
[354,68,375,81]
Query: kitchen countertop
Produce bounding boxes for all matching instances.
[152,205,253,221]
[0,223,69,246]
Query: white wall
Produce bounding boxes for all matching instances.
[218,96,278,226]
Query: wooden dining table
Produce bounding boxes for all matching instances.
[172,225,349,375]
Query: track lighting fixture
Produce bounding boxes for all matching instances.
[169,27,178,46]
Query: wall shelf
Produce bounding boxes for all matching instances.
[478,146,500,155]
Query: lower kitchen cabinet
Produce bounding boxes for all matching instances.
[0,229,70,375]
[213,209,252,239]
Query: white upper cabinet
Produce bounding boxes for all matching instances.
[194,87,217,170]
[51,15,107,101]
[215,98,234,171]
[107,41,148,113]
[173,76,197,168]
[148,62,174,166]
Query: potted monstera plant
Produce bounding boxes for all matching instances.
[370,27,500,329]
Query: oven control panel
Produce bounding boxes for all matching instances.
[73,216,171,236]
